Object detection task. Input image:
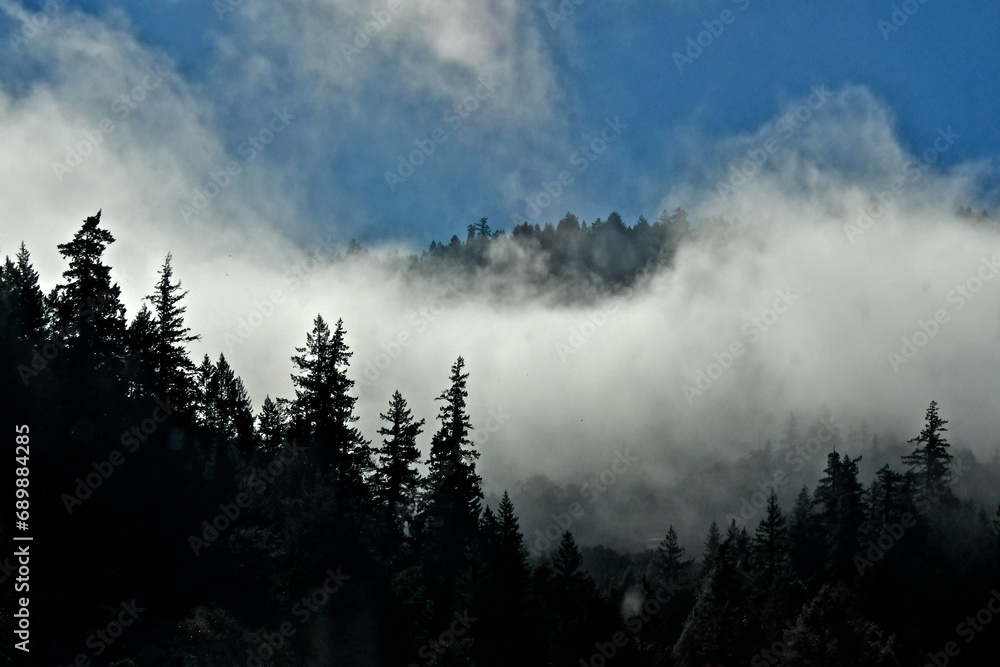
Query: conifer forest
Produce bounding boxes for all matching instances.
[3,1,1000,666]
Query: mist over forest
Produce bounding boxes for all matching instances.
[4,0,1000,666]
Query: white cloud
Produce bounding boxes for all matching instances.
[2,4,999,548]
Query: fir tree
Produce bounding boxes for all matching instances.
[902,401,955,508]
[375,390,424,535]
[421,357,482,549]
[124,303,157,397]
[496,490,529,584]
[753,490,790,588]
[815,452,866,580]
[653,525,694,588]
[700,520,722,580]
[256,395,287,457]
[789,485,823,585]
[552,531,583,578]
[148,254,199,407]
[4,243,47,345]
[49,211,127,373]
[290,316,370,487]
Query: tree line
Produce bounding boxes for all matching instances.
[1,211,999,665]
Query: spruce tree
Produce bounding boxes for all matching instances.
[193,353,254,453]
[864,465,909,537]
[789,485,822,584]
[653,525,694,587]
[552,531,583,578]
[420,356,483,570]
[374,390,424,535]
[194,354,218,429]
[476,491,534,667]
[815,452,865,580]
[49,211,127,374]
[3,246,44,393]
[496,490,529,583]
[290,316,370,487]
[148,254,199,407]
[480,505,499,551]
[6,243,47,345]
[256,395,287,457]
[902,401,955,508]
[700,520,722,580]
[753,490,790,588]
[124,303,158,397]
[214,354,255,455]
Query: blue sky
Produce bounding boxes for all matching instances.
[4,0,999,245]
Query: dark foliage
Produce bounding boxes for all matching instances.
[2,213,999,666]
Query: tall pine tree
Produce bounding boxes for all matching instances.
[49,211,127,370]
[374,390,424,537]
[419,357,483,577]
[902,400,955,508]
[290,316,371,489]
[148,254,199,407]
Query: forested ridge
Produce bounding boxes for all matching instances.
[3,211,1000,666]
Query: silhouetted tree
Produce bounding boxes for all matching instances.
[654,525,694,587]
[290,316,371,489]
[552,531,583,578]
[815,451,865,580]
[148,254,199,407]
[419,357,483,592]
[49,210,127,378]
[700,520,722,581]
[902,401,955,508]
[375,390,424,539]
[753,490,790,588]
[256,395,287,457]
[790,485,823,585]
